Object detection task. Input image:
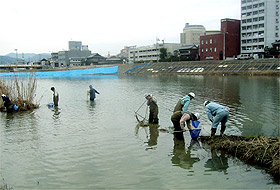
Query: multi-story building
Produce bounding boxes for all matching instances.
[241,0,280,57]
[128,43,181,63]
[180,23,206,46]
[57,41,91,67]
[200,18,240,60]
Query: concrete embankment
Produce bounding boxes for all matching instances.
[118,59,280,75]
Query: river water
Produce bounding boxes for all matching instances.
[0,75,279,189]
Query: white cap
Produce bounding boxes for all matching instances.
[194,113,200,120]
[144,93,152,98]
[188,92,195,98]
[204,100,210,106]
[1,94,6,97]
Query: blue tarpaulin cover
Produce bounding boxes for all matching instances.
[0,66,119,78]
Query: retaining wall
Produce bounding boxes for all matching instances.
[121,59,280,75]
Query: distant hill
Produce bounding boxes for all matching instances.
[0,53,51,64]
[0,56,17,65]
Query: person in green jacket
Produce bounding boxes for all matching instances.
[173,92,195,113]
[144,93,159,124]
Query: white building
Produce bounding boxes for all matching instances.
[241,0,280,57]
[128,43,181,63]
[180,23,206,46]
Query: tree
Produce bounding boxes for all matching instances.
[159,48,167,61]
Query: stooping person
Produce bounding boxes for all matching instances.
[204,100,229,137]
[173,92,195,113]
[50,87,59,107]
[171,111,200,133]
[144,93,159,124]
[1,94,14,113]
[87,84,100,101]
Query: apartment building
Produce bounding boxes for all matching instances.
[241,0,280,57]
[180,23,206,46]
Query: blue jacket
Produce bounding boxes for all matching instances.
[205,102,227,122]
[180,95,191,112]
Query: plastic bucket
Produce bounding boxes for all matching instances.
[13,104,18,110]
[191,120,200,128]
[190,129,201,139]
[48,103,54,108]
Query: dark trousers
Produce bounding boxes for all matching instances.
[171,111,183,131]
[149,111,159,124]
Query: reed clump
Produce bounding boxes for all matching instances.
[200,135,280,181]
[0,75,39,111]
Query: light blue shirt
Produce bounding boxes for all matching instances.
[180,95,191,112]
[205,102,226,122]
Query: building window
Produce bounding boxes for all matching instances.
[214,48,217,52]
[206,40,208,44]
[259,2,264,7]
[259,17,264,21]
[210,39,212,44]
[210,48,212,52]
[201,40,204,45]
[242,6,246,11]
[201,49,204,53]
[276,33,279,37]
[242,19,247,24]
[206,48,208,52]
[259,23,264,28]
[253,11,258,15]
[259,9,264,14]
[247,12,252,16]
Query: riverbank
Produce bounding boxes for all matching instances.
[200,135,280,182]
[1,59,279,76]
[120,59,280,76]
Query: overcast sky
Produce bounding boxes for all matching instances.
[0,0,240,56]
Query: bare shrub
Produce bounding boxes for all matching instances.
[0,74,39,111]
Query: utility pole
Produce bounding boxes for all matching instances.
[156,37,160,63]
[15,49,18,64]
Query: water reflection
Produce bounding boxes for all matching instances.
[171,133,200,170]
[135,124,159,150]
[49,107,61,120]
[204,149,229,174]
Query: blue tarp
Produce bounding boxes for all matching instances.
[0,66,119,78]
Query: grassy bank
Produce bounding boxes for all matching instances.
[200,135,280,182]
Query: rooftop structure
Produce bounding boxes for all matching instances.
[180,23,206,46]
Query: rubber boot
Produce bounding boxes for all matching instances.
[220,126,226,136]
[211,128,217,137]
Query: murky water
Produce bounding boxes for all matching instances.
[1,75,279,189]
